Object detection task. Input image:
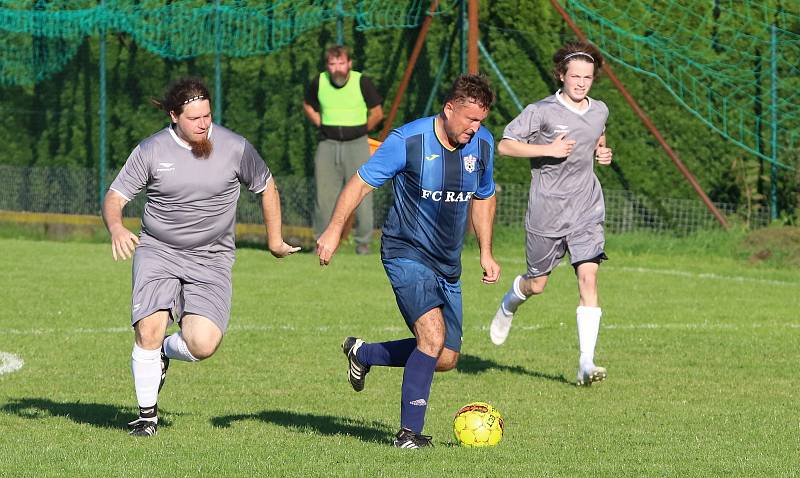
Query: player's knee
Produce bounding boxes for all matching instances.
[436,355,458,372]
[523,278,547,296]
[417,337,445,357]
[185,338,220,360]
[529,282,546,295]
[577,272,597,290]
[188,346,215,361]
[135,328,165,350]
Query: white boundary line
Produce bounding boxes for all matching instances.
[479,322,800,331]
[609,265,796,287]
[0,351,24,376]
[489,256,797,287]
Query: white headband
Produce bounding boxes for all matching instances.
[562,52,594,62]
[181,95,206,105]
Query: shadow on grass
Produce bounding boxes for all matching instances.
[0,397,171,430]
[457,354,572,385]
[211,409,392,444]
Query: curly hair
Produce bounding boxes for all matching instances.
[151,77,211,116]
[444,74,495,110]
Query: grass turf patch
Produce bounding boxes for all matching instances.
[0,236,797,477]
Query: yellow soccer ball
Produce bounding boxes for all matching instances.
[453,402,504,447]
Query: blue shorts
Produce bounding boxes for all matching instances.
[382,257,463,352]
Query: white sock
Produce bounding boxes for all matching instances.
[131,344,161,416]
[501,275,528,315]
[576,306,602,369]
[163,332,199,362]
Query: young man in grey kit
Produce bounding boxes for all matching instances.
[103,77,299,436]
[488,41,614,387]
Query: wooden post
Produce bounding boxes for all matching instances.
[467,0,479,74]
[379,0,440,140]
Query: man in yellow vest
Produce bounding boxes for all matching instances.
[303,45,384,255]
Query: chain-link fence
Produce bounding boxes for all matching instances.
[495,183,771,233]
[0,165,769,233]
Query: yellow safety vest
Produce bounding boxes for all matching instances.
[319,71,368,127]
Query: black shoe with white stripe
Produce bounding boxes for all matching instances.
[159,345,170,393]
[342,336,370,392]
[127,417,157,437]
[393,428,433,449]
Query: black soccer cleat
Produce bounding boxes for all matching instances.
[159,341,170,393]
[393,428,433,449]
[127,417,158,437]
[342,336,370,392]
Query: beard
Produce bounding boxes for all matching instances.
[189,138,213,159]
[330,73,348,87]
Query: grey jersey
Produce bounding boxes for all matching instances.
[503,92,608,236]
[110,124,271,252]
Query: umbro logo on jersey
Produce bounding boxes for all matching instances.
[409,399,427,406]
[555,124,569,130]
[554,124,570,134]
[424,154,439,161]
[157,162,176,172]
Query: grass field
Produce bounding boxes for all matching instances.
[0,231,797,477]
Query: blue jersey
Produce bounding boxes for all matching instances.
[358,115,495,282]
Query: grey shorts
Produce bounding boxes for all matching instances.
[131,245,235,333]
[525,223,607,278]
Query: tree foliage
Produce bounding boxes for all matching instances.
[0,0,796,218]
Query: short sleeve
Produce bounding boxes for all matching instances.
[359,76,383,108]
[474,137,495,199]
[109,145,150,201]
[502,104,541,144]
[357,129,406,188]
[238,140,272,193]
[304,74,321,111]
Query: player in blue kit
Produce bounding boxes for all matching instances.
[316,75,500,449]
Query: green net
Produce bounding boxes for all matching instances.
[4,0,796,169]
[0,0,451,85]
[562,0,799,168]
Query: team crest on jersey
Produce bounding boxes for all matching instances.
[463,154,477,173]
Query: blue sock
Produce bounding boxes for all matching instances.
[400,348,437,433]
[357,338,416,367]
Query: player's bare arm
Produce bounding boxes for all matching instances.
[366,105,384,132]
[260,180,301,258]
[471,195,500,284]
[302,101,321,128]
[101,189,139,261]
[316,174,374,266]
[594,134,613,165]
[497,134,575,158]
